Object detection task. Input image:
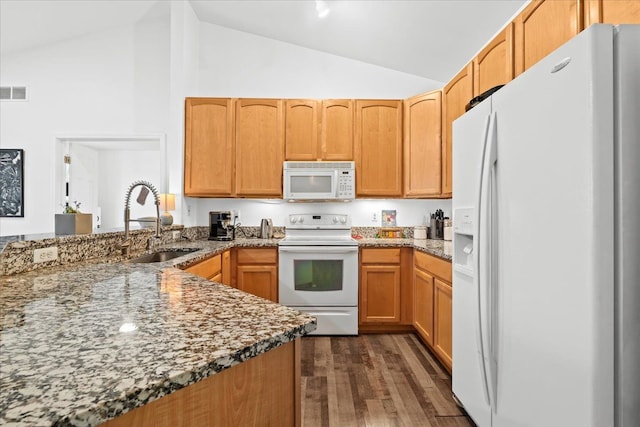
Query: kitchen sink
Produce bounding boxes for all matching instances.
[129,249,199,263]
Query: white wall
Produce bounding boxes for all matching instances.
[0,17,170,236]
[196,23,443,99]
[188,22,450,228]
[196,198,451,228]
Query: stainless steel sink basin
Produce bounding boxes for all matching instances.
[129,249,199,263]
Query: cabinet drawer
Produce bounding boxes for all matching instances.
[361,248,401,264]
[184,254,222,279]
[236,248,278,264]
[414,250,451,283]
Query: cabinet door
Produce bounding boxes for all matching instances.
[584,0,640,25]
[355,100,403,197]
[237,265,278,302]
[442,63,473,197]
[359,265,401,323]
[474,24,515,97]
[434,278,453,371]
[285,99,319,160]
[221,250,231,286]
[184,254,222,281]
[414,268,435,346]
[184,98,234,196]
[235,99,284,197]
[321,100,354,160]
[404,90,442,197]
[514,0,583,76]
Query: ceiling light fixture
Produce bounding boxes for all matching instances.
[315,0,330,19]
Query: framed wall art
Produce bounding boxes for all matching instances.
[0,148,24,217]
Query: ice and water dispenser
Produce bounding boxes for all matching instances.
[453,208,474,276]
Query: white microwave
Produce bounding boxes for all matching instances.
[283,161,355,201]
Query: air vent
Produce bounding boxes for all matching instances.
[0,86,28,101]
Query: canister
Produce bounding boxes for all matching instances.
[414,225,427,240]
[444,219,452,241]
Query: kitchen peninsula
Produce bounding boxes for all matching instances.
[0,247,316,426]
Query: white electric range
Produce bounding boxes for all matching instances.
[278,213,358,335]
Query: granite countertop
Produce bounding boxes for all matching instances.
[0,249,315,426]
[0,235,449,426]
[357,238,452,261]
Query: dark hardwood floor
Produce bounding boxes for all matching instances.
[300,334,475,427]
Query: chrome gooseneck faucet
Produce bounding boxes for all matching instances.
[120,180,161,257]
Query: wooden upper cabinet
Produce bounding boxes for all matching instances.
[321,100,354,160]
[403,90,442,197]
[474,23,515,97]
[285,99,319,160]
[584,0,640,26]
[355,100,403,197]
[184,98,234,197]
[514,0,583,76]
[442,63,473,197]
[235,99,284,197]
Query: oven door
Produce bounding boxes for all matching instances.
[278,245,358,306]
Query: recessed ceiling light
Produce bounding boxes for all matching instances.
[315,0,331,19]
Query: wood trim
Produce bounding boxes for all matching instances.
[101,341,299,427]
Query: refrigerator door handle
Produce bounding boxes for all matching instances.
[486,112,500,410]
[475,112,493,408]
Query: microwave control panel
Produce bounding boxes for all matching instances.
[337,169,355,198]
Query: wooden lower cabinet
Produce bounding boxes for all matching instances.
[359,248,413,331]
[413,268,435,347]
[235,248,278,302]
[413,250,453,372]
[183,254,222,281]
[102,340,300,427]
[434,278,453,370]
[360,264,401,323]
[221,250,231,286]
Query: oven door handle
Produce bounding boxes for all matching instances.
[278,247,358,254]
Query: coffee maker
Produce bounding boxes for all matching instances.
[209,211,235,241]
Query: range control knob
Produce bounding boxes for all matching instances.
[298,216,304,223]
[290,216,298,224]
[332,216,339,224]
[340,216,347,224]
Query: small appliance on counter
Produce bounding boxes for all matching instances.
[209,211,235,241]
[259,218,273,239]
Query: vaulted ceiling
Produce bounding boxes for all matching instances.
[0,0,527,83]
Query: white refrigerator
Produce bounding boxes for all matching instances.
[452,24,639,427]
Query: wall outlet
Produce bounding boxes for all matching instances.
[34,247,58,263]
[371,212,378,222]
[172,231,180,239]
[235,210,241,223]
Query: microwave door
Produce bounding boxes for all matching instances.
[285,170,337,199]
